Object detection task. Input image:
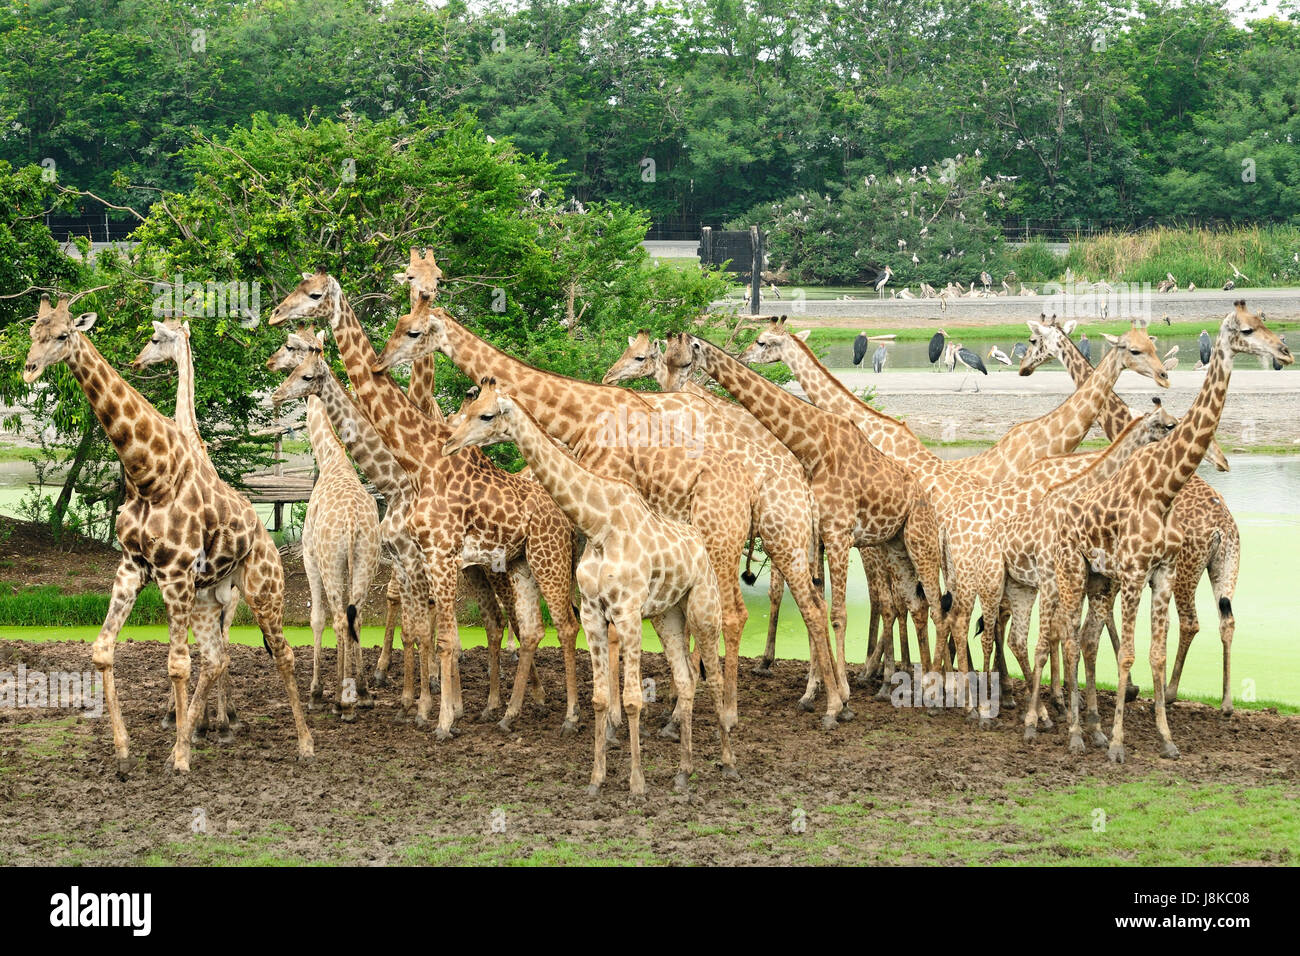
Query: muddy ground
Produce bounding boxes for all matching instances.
[0,640,1295,866]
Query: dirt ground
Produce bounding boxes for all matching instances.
[0,640,1295,866]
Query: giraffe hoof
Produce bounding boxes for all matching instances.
[659,721,680,741]
[1068,734,1086,754]
[820,714,838,731]
[371,670,389,688]
[672,772,690,793]
[797,697,816,713]
[836,706,855,722]
[1091,729,1109,749]
[1159,741,1180,760]
[1107,743,1126,764]
[434,727,456,742]
[297,750,315,764]
[160,710,177,730]
[628,786,647,802]
[1023,725,1037,742]
[216,728,236,744]
[358,695,375,710]
[978,717,997,732]
[479,706,501,723]
[585,783,602,798]
[1125,683,1140,702]
[751,662,774,677]
[560,718,580,736]
[496,717,513,734]
[115,756,137,780]
[340,710,356,724]
[1220,706,1234,718]
[925,707,943,718]
[721,765,740,781]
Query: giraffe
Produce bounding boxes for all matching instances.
[443,379,735,797]
[268,271,581,739]
[738,317,1169,675]
[944,401,1179,725]
[271,382,381,719]
[663,332,951,696]
[603,330,791,675]
[130,319,240,739]
[1019,314,1241,714]
[23,295,312,773]
[1042,301,1289,762]
[266,329,525,717]
[370,297,848,730]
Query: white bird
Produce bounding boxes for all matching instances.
[875,265,894,298]
[1229,262,1248,281]
[988,345,1012,366]
[911,252,920,265]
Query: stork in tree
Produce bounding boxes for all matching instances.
[980,271,993,293]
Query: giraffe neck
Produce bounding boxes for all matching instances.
[1007,342,1126,460]
[782,334,934,464]
[1148,325,1235,511]
[314,367,412,501]
[1043,412,1151,495]
[66,333,188,501]
[1055,336,1133,441]
[501,398,634,539]
[327,290,445,480]
[170,335,202,450]
[408,355,443,422]
[305,395,352,479]
[692,339,828,464]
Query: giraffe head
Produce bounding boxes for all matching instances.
[1138,396,1180,443]
[602,329,664,384]
[393,248,444,302]
[372,291,454,372]
[270,341,329,410]
[1018,314,1077,374]
[661,331,707,378]
[268,268,342,328]
[23,295,97,383]
[442,377,517,456]
[266,325,324,372]
[1216,299,1292,367]
[737,317,811,366]
[130,319,190,371]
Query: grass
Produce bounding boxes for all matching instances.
[400,834,665,866]
[0,580,168,627]
[1060,225,1300,289]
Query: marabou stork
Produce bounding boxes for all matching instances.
[853,331,870,366]
[928,329,947,370]
[872,344,888,373]
[1078,332,1092,363]
[954,343,987,391]
[875,265,894,298]
[1199,329,1212,367]
[1011,341,1027,360]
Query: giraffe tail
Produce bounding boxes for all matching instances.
[741,534,758,586]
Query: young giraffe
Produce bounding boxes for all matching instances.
[23,295,312,773]
[945,401,1179,724]
[444,379,735,797]
[266,331,531,723]
[1020,315,1241,714]
[130,319,241,739]
[271,385,381,720]
[664,332,951,692]
[603,330,791,676]
[370,298,848,729]
[268,271,580,739]
[1043,301,1290,762]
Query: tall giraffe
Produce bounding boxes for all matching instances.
[130,319,240,738]
[603,331,791,675]
[444,380,735,797]
[23,295,312,773]
[268,271,580,738]
[1019,315,1241,714]
[1044,301,1290,762]
[663,332,950,691]
[371,298,848,729]
[271,382,381,719]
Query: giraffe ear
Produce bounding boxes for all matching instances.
[795,329,812,342]
[301,272,313,281]
[315,330,326,345]
[74,312,97,332]
[1102,333,1119,345]
[151,320,169,335]
[1062,319,1077,335]
[393,271,409,285]
[628,336,637,347]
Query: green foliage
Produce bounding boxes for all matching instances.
[0,580,167,626]
[733,156,1012,286]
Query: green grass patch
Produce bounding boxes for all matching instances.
[142,834,314,867]
[400,834,664,866]
[0,581,168,627]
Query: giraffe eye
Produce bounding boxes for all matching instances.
[479,413,495,423]
[57,333,68,341]
[407,330,421,338]
[1241,328,1253,335]
[308,291,323,301]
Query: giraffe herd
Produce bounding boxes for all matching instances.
[20,249,1292,794]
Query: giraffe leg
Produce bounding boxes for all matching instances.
[753,567,783,676]
[1209,534,1238,715]
[394,548,427,720]
[475,569,510,722]
[423,553,461,739]
[95,558,146,777]
[241,534,313,763]
[373,571,401,687]
[582,606,611,797]
[822,532,855,721]
[655,610,697,791]
[1108,578,1144,764]
[1164,549,1203,706]
[333,608,356,722]
[1080,597,1108,749]
[1149,563,1179,759]
[498,561,546,733]
[214,587,241,737]
[616,611,647,799]
[304,553,327,712]
[186,599,226,746]
[155,573,198,773]
[1004,581,1036,710]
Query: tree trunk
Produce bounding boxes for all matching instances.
[50,425,95,536]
